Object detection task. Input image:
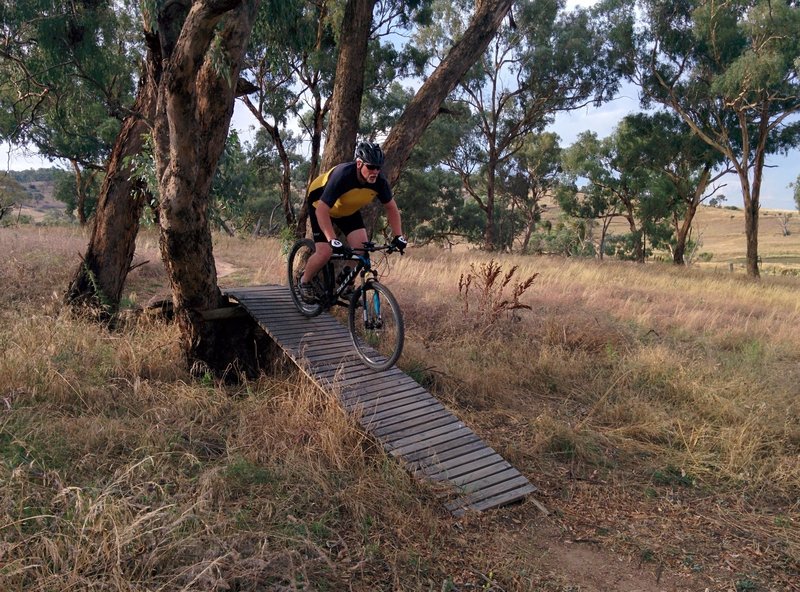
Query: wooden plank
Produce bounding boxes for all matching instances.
[370,408,456,435]
[374,415,461,443]
[356,390,444,414]
[362,399,443,424]
[340,381,426,406]
[292,328,352,341]
[351,388,440,412]
[403,436,486,466]
[388,425,473,456]
[344,391,438,417]
[426,451,506,480]
[369,407,453,434]
[386,420,467,448]
[336,378,417,401]
[293,346,351,361]
[340,383,424,405]
[314,361,385,380]
[303,351,360,367]
[438,466,518,493]
[278,326,349,340]
[450,484,538,517]
[422,450,504,479]
[444,474,531,513]
[322,371,409,391]
[360,402,445,430]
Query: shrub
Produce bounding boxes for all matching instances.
[457,259,538,327]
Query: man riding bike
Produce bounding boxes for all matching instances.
[299,141,407,303]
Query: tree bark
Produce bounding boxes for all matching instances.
[744,191,760,277]
[152,0,260,372]
[320,0,376,170]
[64,50,159,315]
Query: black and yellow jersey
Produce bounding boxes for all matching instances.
[308,162,392,218]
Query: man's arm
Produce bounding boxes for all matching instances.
[315,202,337,242]
[383,198,403,237]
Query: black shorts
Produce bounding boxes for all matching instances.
[308,205,365,243]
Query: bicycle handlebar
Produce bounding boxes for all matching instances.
[352,242,402,255]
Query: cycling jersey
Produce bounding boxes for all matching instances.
[308,162,392,218]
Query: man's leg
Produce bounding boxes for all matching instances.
[301,205,333,285]
[300,241,332,285]
[346,228,369,251]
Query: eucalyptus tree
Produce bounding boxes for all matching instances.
[417,0,624,250]
[145,0,265,371]
[1,0,167,314]
[0,0,140,224]
[559,129,657,261]
[622,111,731,264]
[613,0,800,277]
[504,131,562,252]
[348,0,521,238]
[389,89,470,244]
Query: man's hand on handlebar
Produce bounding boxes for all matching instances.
[329,238,353,257]
[390,235,407,254]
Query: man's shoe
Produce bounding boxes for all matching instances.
[299,282,316,304]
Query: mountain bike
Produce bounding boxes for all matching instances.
[287,239,405,371]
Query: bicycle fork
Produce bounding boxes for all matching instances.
[362,283,383,330]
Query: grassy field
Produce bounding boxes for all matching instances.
[1,219,799,591]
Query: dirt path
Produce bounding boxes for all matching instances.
[216,259,237,278]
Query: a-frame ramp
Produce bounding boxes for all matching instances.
[225,285,536,516]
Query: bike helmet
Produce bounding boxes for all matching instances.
[354,141,385,166]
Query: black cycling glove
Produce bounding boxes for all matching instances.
[329,238,352,256]
[391,235,407,254]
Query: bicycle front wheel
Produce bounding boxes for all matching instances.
[287,239,324,317]
[348,280,404,371]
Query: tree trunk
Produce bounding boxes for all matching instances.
[152,0,260,373]
[744,191,760,277]
[70,160,88,226]
[672,168,711,265]
[320,0,375,170]
[672,201,697,265]
[297,92,327,238]
[483,162,497,250]
[623,207,644,262]
[381,0,513,186]
[242,97,296,231]
[64,51,159,315]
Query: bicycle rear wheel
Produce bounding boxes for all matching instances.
[287,239,324,317]
[348,280,404,371]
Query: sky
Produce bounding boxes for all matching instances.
[3,0,797,211]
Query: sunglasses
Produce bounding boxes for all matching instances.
[362,163,381,171]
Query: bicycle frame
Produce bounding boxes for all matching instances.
[318,244,386,309]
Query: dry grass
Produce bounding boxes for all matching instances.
[2,225,799,591]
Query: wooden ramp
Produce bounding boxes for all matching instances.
[224,285,536,516]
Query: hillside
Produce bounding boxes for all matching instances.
[7,173,62,223]
[540,197,800,273]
